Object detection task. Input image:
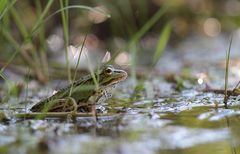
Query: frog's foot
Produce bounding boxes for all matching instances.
[76,103,99,120]
[66,97,78,115]
[76,103,93,112]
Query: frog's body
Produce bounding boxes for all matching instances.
[30,65,127,112]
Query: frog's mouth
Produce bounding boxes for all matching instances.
[112,70,127,84]
[101,70,127,87]
[115,70,128,81]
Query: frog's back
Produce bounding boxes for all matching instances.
[30,76,93,112]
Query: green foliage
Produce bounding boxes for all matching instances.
[0,0,16,21]
[0,72,11,103]
[31,0,54,36]
[0,1,111,83]
[0,111,8,122]
[0,74,22,103]
[130,82,145,101]
[129,7,168,48]
[129,7,168,80]
[96,0,170,79]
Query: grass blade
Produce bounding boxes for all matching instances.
[35,0,49,79]
[129,7,167,47]
[47,5,111,19]
[60,0,71,82]
[0,71,13,103]
[0,30,21,74]
[31,0,54,36]
[10,7,29,40]
[0,0,8,13]
[31,5,110,37]
[224,35,233,108]
[152,22,171,66]
[0,0,17,21]
[128,7,167,80]
[69,33,88,97]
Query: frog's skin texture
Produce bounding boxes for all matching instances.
[30,65,127,112]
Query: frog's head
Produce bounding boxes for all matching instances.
[98,65,127,87]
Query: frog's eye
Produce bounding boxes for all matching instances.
[104,66,113,75]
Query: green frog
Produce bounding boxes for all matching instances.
[30,65,127,112]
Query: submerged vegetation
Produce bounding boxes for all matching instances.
[0,0,240,154]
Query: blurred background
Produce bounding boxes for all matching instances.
[1,1,240,153]
[0,0,240,84]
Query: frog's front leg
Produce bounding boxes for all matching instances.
[77,89,105,120]
[90,89,104,120]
